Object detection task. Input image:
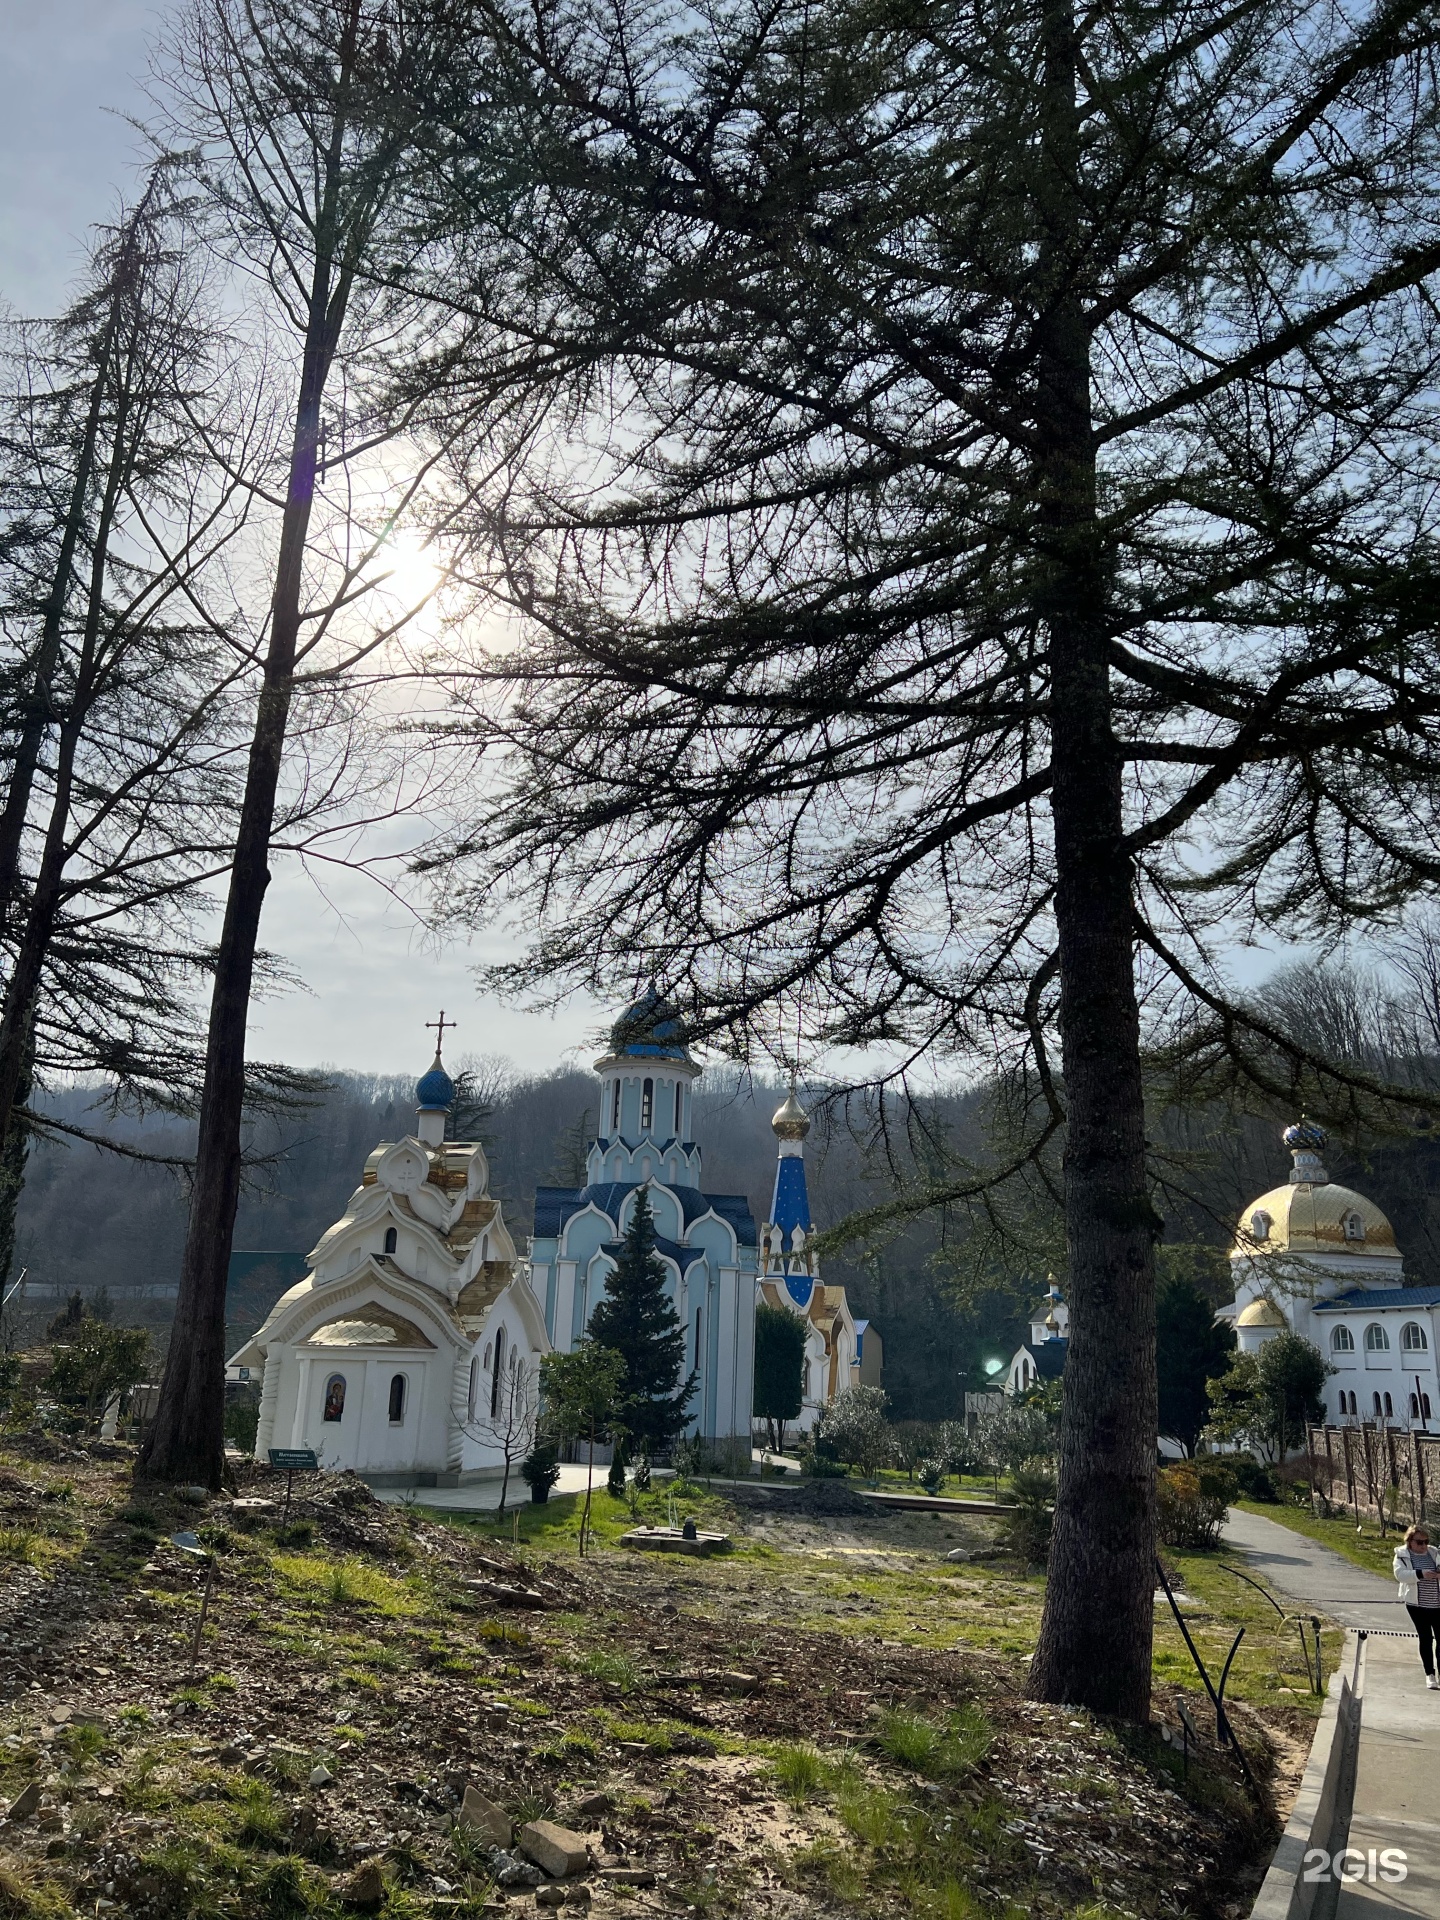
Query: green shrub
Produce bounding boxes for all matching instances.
[224,1398,260,1455]
[918,1458,946,1495]
[1156,1460,1235,1547]
[999,1460,1055,1564]
[1230,1454,1279,1502]
[520,1444,560,1504]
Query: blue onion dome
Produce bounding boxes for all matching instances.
[1283,1118,1328,1152]
[609,979,692,1059]
[416,1054,455,1110]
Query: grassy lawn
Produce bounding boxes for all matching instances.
[1234,1498,1406,1581]
[0,1445,1325,1920]
[437,1481,1337,1714]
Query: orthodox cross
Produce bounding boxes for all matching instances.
[426,1010,456,1053]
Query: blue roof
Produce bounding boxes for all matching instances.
[771,1154,812,1238]
[784,1271,814,1308]
[532,1180,757,1248]
[608,983,693,1061]
[1315,1287,1440,1310]
[1023,1337,1068,1379]
[416,1058,454,1109]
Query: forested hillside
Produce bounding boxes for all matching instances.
[16,958,1440,1420]
[8,1062,1007,1416]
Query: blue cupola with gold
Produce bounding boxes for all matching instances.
[765,1089,815,1307]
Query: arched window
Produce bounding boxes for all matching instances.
[323,1374,346,1422]
[1373,1391,1384,1417]
[1384,1391,1394,1418]
[674,1082,684,1136]
[1343,1210,1366,1243]
[1346,1390,1358,1415]
[611,1080,621,1132]
[490,1326,506,1417]
[1425,1393,1434,1421]
[468,1358,479,1420]
[388,1374,406,1425]
[1412,1393,1422,1420]
[1250,1209,1272,1242]
[693,1308,702,1373]
[641,1078,654,1130]
[1403,1322,1429,1352]
[383,1226,397,1255]
[1365,1323,1390,1351]
[1332,1325,1355,1353]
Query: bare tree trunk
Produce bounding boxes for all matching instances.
[139,9,362,1484]
[1026,0,1157,1721]
[137,352,328,1484]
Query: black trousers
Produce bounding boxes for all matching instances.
[1407,1604,1440,1672]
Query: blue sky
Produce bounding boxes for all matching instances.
[0,2,601,1076]
[0,4,1307,1086]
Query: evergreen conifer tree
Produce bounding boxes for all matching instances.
[589,1188,696,1449]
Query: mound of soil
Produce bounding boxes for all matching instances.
[728,1477,873,1517]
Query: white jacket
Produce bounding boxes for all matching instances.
[1393,1546,1439,1605]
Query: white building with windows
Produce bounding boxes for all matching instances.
[527,987,758,1447]
[1222,1120,1436,1429]
[230,1044,549,1484]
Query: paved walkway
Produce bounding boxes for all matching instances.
[1219,1507,1403,1632]
[1222,1508,1440,1918]
[372,1462,613,1512]
[1337,1634,1440,1920]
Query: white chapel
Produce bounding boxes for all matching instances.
[1222,1119,1436,1428]
[231,1043,549,1484]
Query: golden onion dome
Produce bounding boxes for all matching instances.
[1236,1297,1287,1329]
[771,1089,811,1141]
[1233,1181,1399,1260]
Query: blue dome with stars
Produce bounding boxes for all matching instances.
[609,981,692,1060]
[416,1057,455,1110]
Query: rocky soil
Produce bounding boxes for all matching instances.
[0,1442,1304,1920]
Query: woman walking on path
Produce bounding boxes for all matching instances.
[1393,1526,1440,1688]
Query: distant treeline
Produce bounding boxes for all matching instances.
[9,1062,1001,1417]
[19,955,1440,1418]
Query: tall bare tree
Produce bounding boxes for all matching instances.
[0,171,280,1286]
[138,0,493,1486]
[412,0,1440,1715]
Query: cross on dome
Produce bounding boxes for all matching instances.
[416,1011,457,1115]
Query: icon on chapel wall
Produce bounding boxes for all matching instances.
[323,1374,347,1422]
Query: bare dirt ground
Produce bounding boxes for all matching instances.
[0,1441,1307,1920]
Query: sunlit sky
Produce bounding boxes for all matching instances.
[0,1,602,1078]
[0,4,1315,1089]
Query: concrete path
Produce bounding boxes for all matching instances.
[1220,1507,1405,1632]
[1336,1633,1440,1920]
[1222,1510,1440,1917]
[373,1462,603,1512]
